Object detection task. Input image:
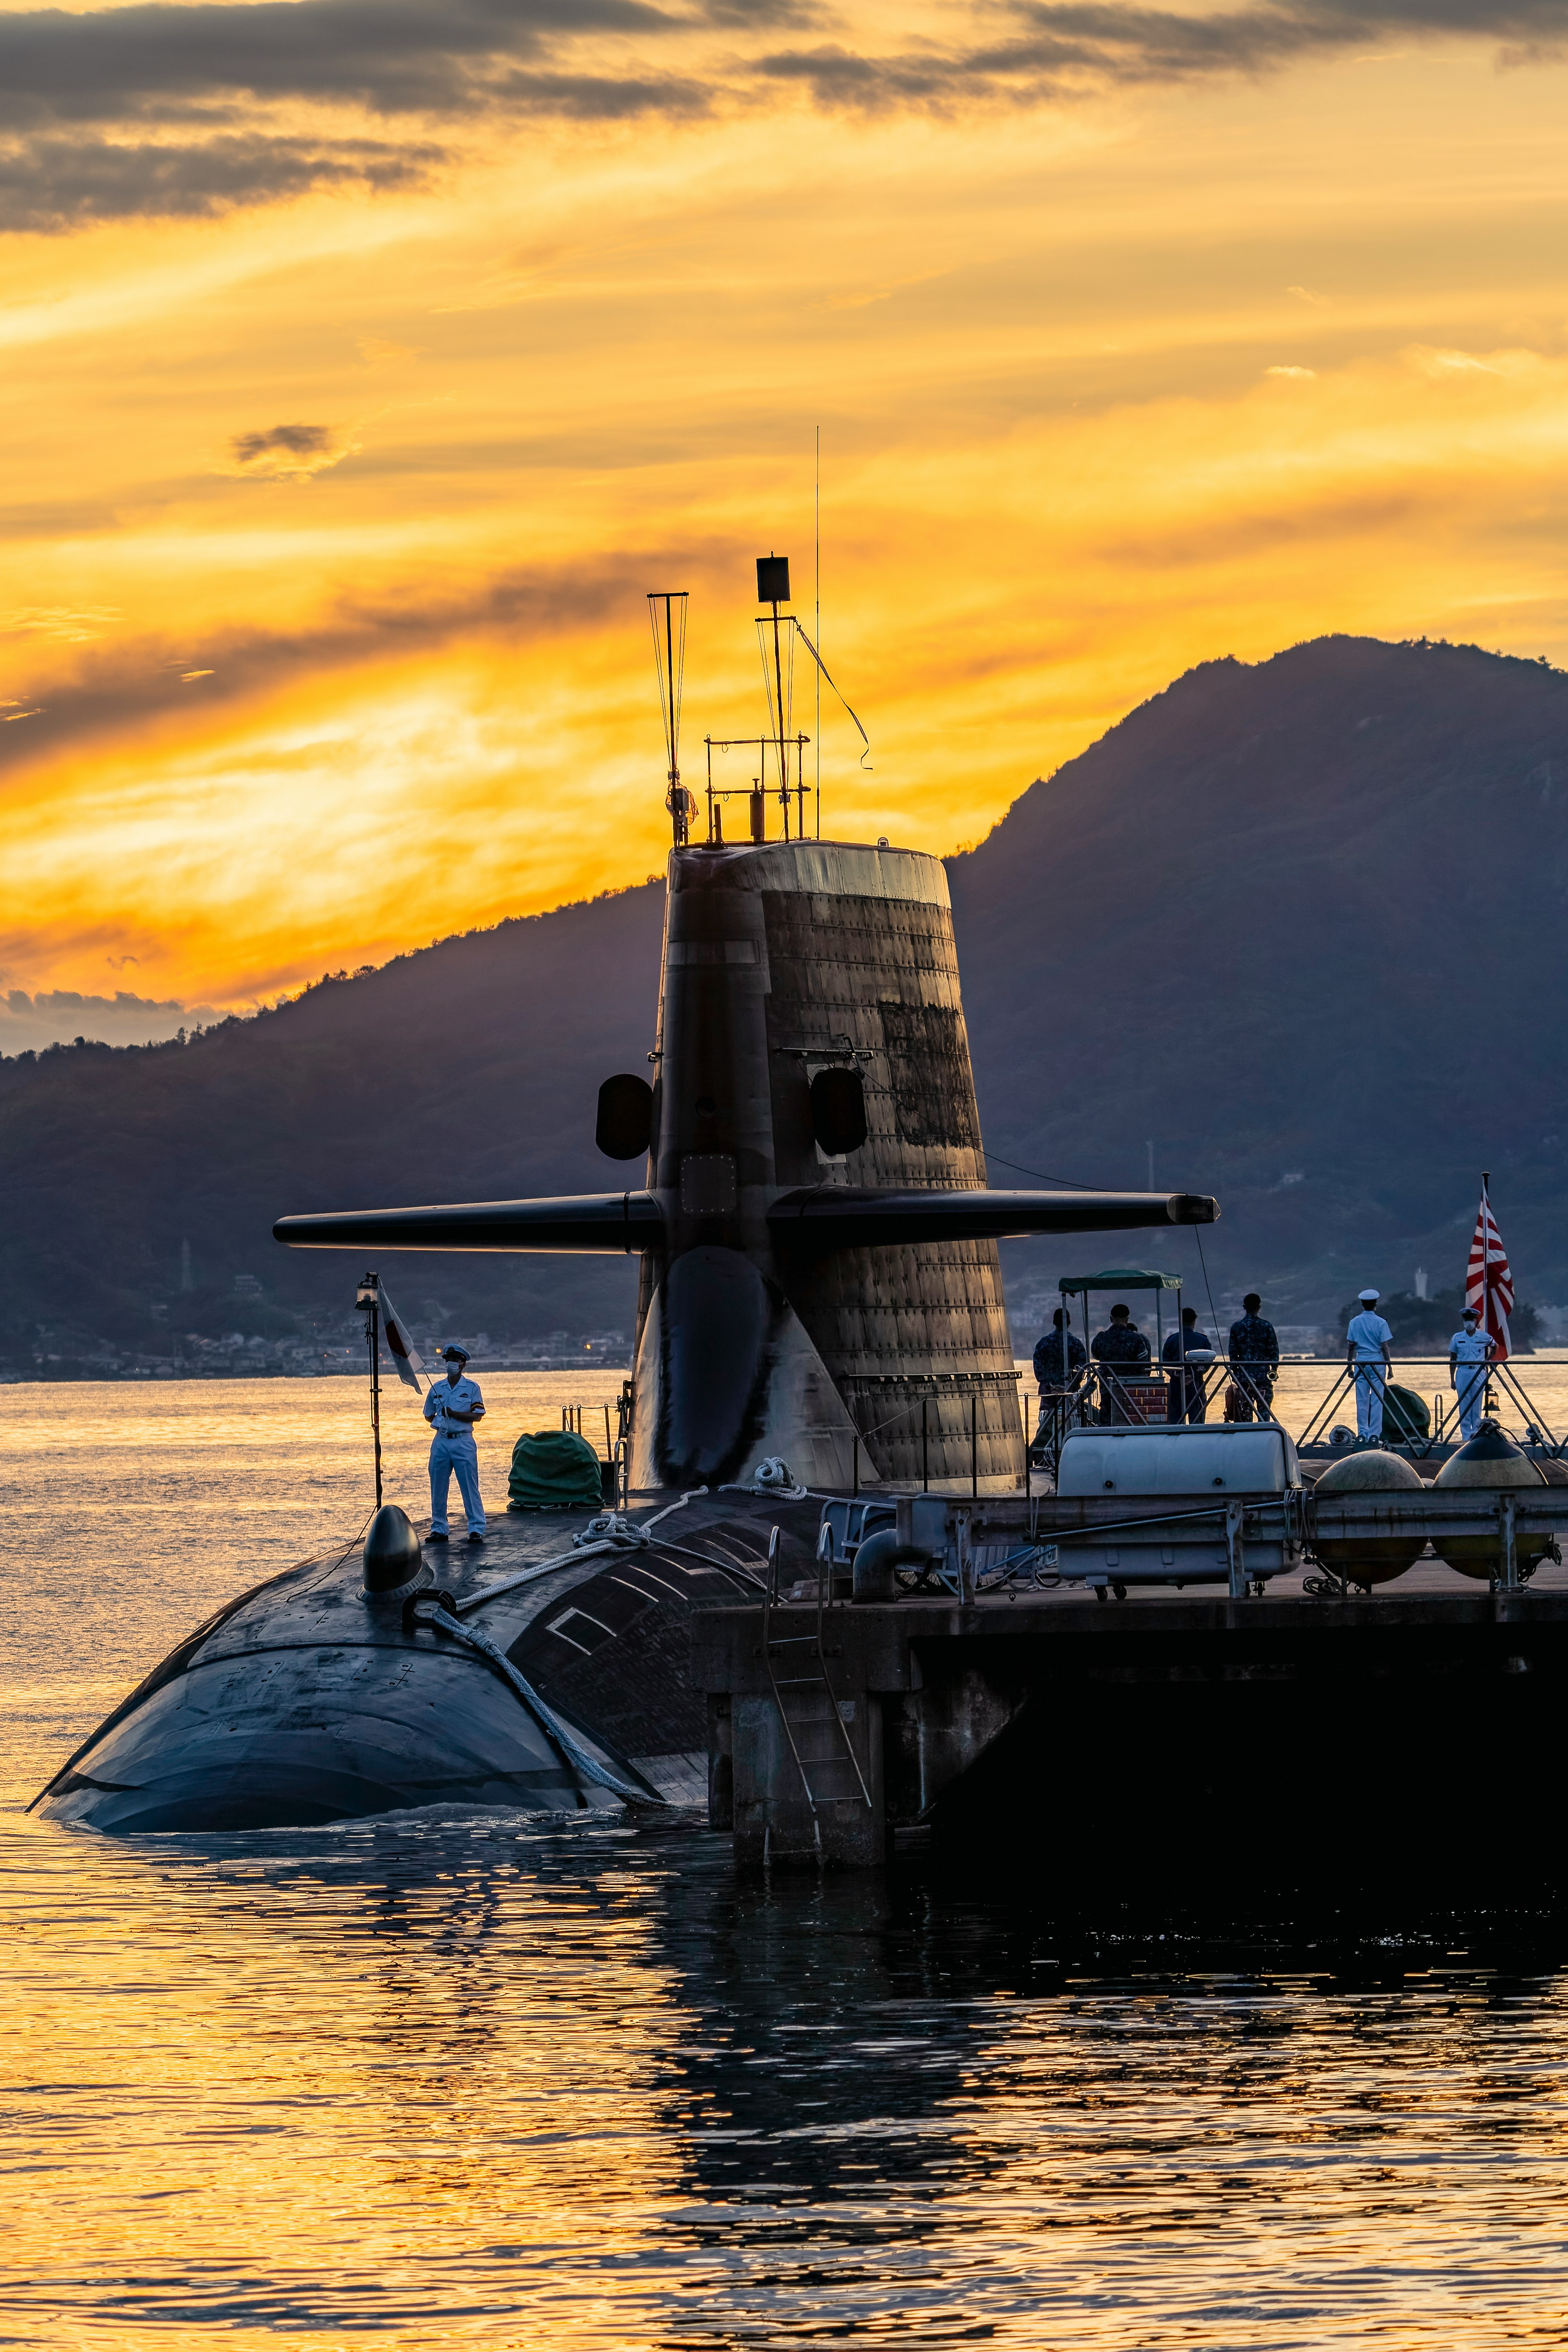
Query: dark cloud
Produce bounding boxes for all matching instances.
[0,131,437,230]
[0,0,1560,229]
[231,424,333,466]
[757,0,1568,108]
[487,69,711,116]
[0,0,718,225]
[0,988,222,1051]
[0,0,683,129]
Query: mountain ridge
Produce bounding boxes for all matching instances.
[5,631,1566,1360]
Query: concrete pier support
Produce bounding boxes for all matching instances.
[731,1684,887,1867]
[693,1586,1568,1892]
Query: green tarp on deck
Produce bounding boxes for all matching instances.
[507,1428,605,1511]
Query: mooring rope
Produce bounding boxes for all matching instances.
[410,1598,659,1806]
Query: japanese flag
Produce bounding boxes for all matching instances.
[379,1285,426,1392]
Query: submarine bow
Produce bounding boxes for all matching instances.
[274,838,1220,1491]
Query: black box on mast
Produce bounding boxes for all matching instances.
[756,554,790,604]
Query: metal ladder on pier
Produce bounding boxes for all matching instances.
[759,1525,872,1857]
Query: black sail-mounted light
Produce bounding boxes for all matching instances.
[810,1066,867,1157]
[596,1072,654,1160]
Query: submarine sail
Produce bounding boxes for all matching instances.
[276,837,1215,1492]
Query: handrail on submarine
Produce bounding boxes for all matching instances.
[272,1186,1218,1255]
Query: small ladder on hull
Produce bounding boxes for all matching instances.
[760,1524,872,1860]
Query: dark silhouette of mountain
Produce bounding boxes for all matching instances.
[0,885,667,1359]
[4,633,1566,1365]
[950,633,1568,1329]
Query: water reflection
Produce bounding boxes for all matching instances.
[7,1378,1568,2346]
[7,1807,1568,2348]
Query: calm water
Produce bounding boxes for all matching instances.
[4,1375,1568,2349]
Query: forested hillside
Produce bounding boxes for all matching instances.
[6,633,1567,1363]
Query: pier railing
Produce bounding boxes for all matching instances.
[837,1370,1025,1495]
[1031,1353,1564,1469]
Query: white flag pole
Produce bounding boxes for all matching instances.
[1481,1169,1495,1395]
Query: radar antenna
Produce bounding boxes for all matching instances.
[755,554,796,839]
[648,590,692,846]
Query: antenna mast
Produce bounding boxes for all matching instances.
[648,591,690,846]
[815,430,821,838]
[755,552,794,841]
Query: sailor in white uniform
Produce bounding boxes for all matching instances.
[1345,1287,1394,1439]
[423,1344,487,1544]
[1448,1308,1494,1441]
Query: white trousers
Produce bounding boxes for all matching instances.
[1454,1363,1489,1440]
[1352,1361,1385,1439]
[429,1432,486,1533]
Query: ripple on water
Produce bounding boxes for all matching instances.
[3,1380,1568,2347]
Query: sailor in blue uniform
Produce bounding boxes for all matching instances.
[424,1344,487,1544]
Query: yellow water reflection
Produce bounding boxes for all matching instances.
[4,1822,691,2347]
[4,1376,1568,2348]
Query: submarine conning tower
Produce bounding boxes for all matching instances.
[638,836,1019,1491]
[272,572,1218,1494]
[274,831,1218,1495]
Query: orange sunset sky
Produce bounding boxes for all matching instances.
[4,0,1568,1044]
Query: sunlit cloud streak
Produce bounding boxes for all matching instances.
[0,550,740,783]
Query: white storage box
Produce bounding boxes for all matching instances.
[1055,1424,1300,1586]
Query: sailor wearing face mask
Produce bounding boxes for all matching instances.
[1448,1307,1494,1441]
[423,1344,487,1544]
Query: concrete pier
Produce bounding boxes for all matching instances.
[691,1488,1568,1891]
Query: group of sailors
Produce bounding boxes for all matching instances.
[1033,1293,1281,1429]
[1035,1289,1499,1442]
[1345,1289,1495,1441]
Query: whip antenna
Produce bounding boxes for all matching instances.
[648,591,691,846]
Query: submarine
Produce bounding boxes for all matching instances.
[34,563,1218,1833]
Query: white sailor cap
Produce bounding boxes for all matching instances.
[437,1343,470,1363]
[1358,1288,1380,1302]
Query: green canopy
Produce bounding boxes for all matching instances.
[1058,1268,1183,1295]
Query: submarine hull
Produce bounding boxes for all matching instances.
[33,1496,822,1835]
